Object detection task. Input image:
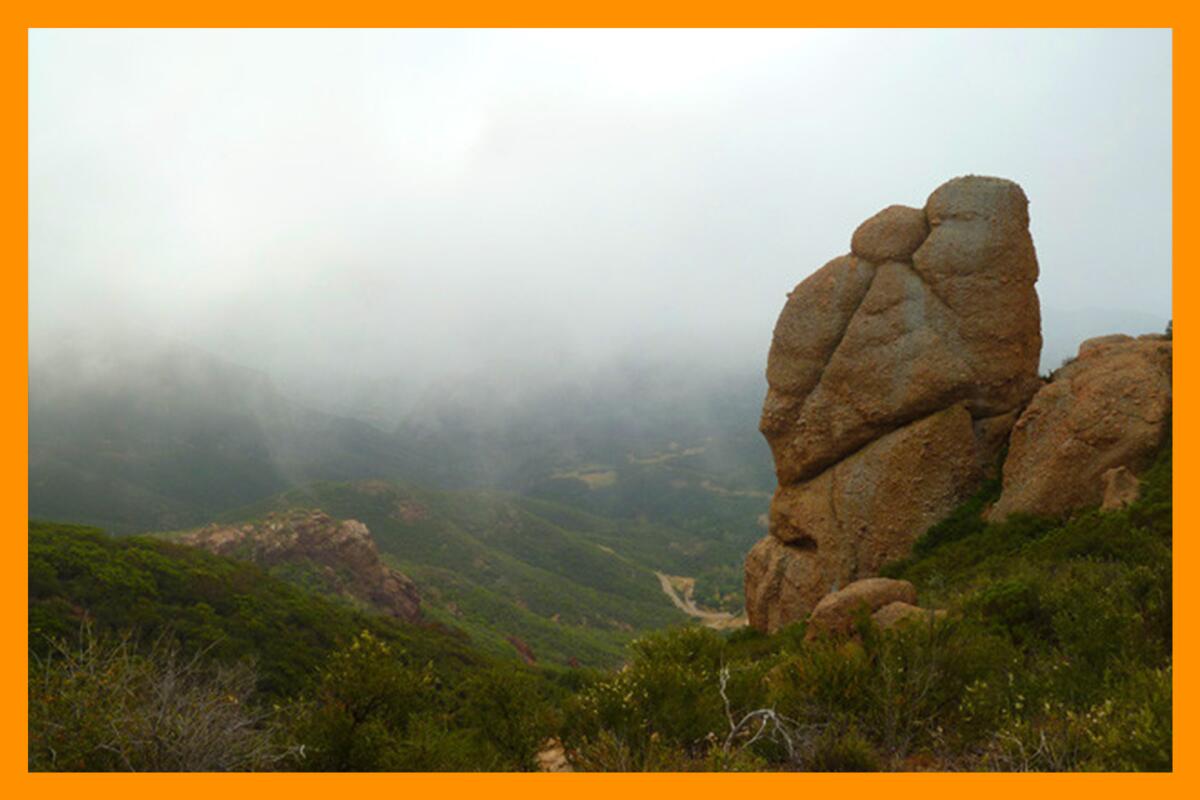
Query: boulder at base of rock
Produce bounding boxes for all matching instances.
[805,578,917,640]
[1101,465,1142,511]
[988,335,1171,520]
[872,601,945,631]
[744,535,833,634]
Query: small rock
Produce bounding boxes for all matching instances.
[805,578,917,640]
[1101,466,1141,511]
[872,601,945,630]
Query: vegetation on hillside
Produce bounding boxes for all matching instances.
[28,443,1171,771]
[29,522,566,771]
[555,445,1172,771]
[210,481,710,666]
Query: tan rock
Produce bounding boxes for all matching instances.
[766,261,975,484]
[744,536,838,634]
[872,601,945,631]
[805,578,917,640]
[770,404,984,584]
[1079,334,1133,357]
[911,176,1042,416]
[761,176,1041,486]
[1101,466,1141,511]
[181,509,422,622]
[761,255,875,438]
[851,204,929,263]
[988,337,1171,520]
[972,409,1021,476]
[748,175,1043,633]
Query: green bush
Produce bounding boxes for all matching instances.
[29,626,290,771]
[805,725,880,772]
[287,630,437,770]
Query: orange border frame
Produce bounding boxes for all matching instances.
[1,7,1191,798]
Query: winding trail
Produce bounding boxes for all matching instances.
[655,571,747,630]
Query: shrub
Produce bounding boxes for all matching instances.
[29,625,291,771]
[287,630,440,770]
[457,665,555,770]
[805,724,880,772]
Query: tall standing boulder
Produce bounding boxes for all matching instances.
[746,176,1042,633]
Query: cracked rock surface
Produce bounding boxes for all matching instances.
[746,175,1042,633]
[987,334,1171,521]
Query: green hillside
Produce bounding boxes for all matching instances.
[28,520,581,771]
[207,480,703,666]
[554,444,1172,771]
[29,520,490,697]
[28,441,1172,771]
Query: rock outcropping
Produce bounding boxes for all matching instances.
[180,509,422,622]
[746,176,1043,633]
[987,334,1172,520]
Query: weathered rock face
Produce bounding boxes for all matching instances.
[745,536,838,634]
[181,509,421,622]
[988,334,1171,520]
[767,404,988,580]
[747,176,1042,633]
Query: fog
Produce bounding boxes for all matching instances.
[29,29,1172,417]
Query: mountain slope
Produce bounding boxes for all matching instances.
[29,520,487,698]
[212,480,696,666]
[29,339,419,533]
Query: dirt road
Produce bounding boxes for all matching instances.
[655,571,746,630]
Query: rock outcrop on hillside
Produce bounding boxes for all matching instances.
[746,176,1043,633]
[180,509,422,622]
[987,334,1172,520]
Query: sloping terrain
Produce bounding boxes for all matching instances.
[28,520,487,697]
[209,481,703,666]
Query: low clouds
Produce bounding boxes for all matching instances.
[29,29,1172,408]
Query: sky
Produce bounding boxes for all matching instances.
[28,29,1172,411]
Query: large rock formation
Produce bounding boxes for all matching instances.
[746,176,1042,633]
[987,334,1171,520]
[180,509,422,622]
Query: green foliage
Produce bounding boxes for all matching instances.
[562,444,1172,772]
[287,630,438,770]
[457,665,557,770]
[286,632,557,771]
[28,440,1172,772]
[29,521,484,698]
[220,480,699,668]
[29,626,291,771]
[806,725,881,772]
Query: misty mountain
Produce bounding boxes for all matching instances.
[29,337,417,532]
[391,357,775,493]
[29,334,775,540]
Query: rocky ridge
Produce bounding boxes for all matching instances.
[180,509,422,623]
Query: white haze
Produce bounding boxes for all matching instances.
[28,29,1172,416]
